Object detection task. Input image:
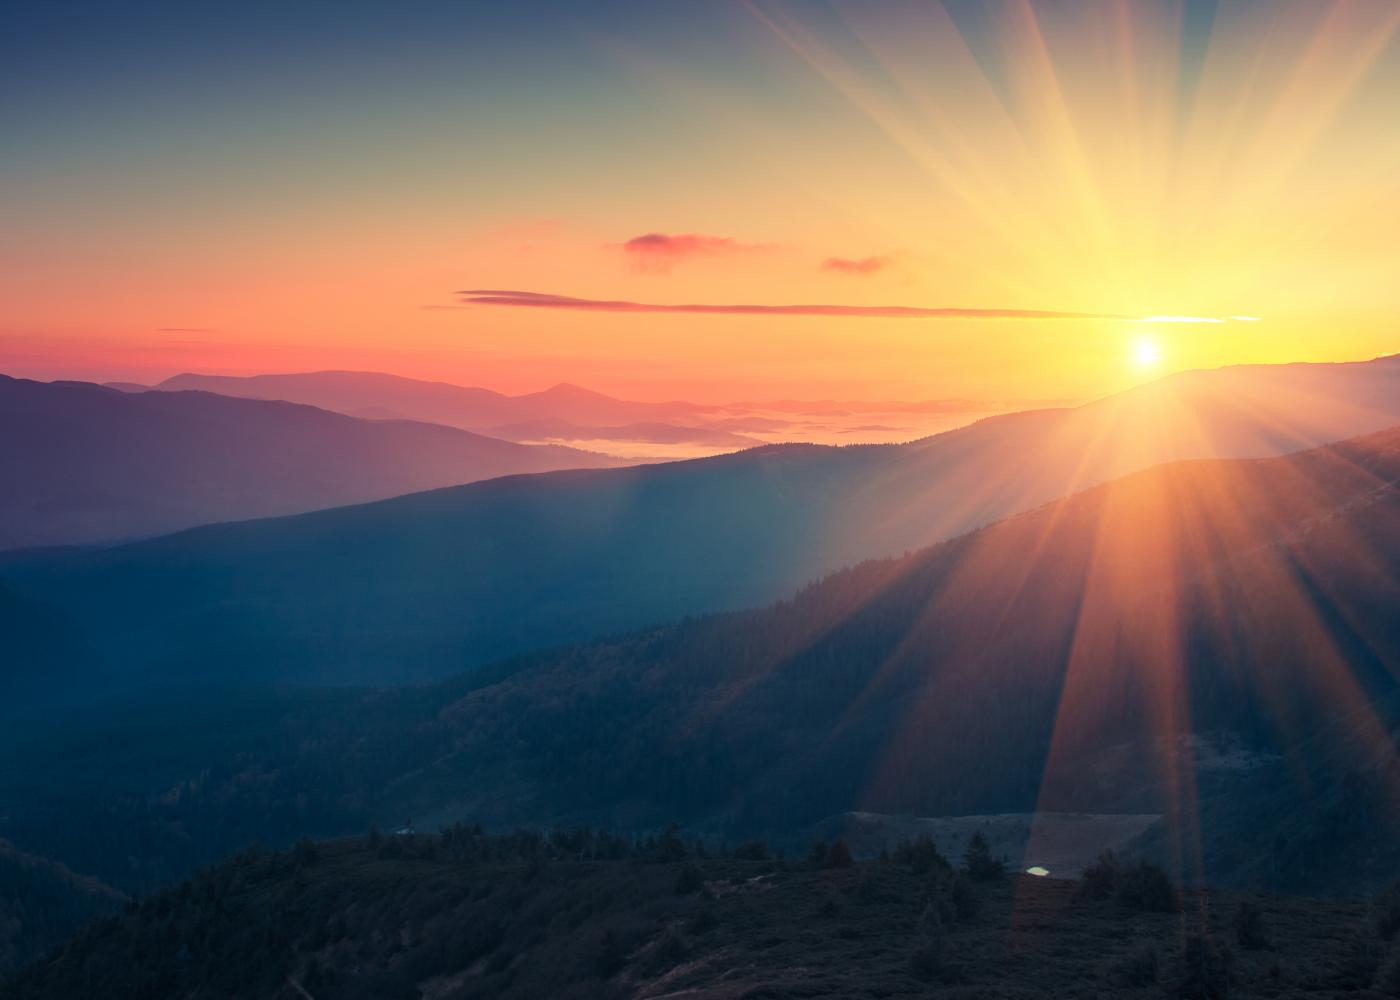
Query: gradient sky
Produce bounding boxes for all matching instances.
[4,0,1399,402]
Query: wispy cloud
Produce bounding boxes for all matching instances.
[618,232,768,274]
[821,255,892,276]
[459,289,1132,320]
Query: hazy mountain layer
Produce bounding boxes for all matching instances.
[154,370,716,430]
[0,375,622,550]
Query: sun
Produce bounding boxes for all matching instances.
[1131,336,1163,369]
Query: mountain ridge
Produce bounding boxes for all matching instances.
[0,374,625,550]
[6,356,1400,692]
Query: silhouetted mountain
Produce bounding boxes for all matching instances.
[1,426,1395,900]
[0,375,623,550]
[155,371,715,429]
[5,832,1376,1000]
[5,357,1398,689]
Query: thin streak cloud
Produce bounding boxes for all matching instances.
[459,289,1132,320]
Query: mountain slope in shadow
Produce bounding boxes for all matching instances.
[351,422,1400,838]
[0,375,623,550]
[2,425,1395,898]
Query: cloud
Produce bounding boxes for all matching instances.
[821,255,892,276]
[619,232,767,273]
[458,289,1132,320]
[1136,315,1226,324]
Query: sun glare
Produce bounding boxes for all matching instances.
[1131,337,1163,368]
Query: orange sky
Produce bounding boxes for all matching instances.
[4,1,1399,403]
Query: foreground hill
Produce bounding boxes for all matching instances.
[6,356,1400,689]
[6,831,1395,999]
[0,375,622,550]
[2,425,1396,899]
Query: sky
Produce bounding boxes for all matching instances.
[3,0,1399,403]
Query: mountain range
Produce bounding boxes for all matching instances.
[148,371,717,430]
[125,371,1034,452]
[6,355,1399,693]
[0,375,623,551]
[1,421,1396,904]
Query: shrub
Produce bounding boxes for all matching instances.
[1167,934,1231,999]
[673,864,704,896]
[1233,900,1270,951]
[907,922,946,983]
[1376,881,1400,941]
[908,941,944,982]
[1116,859,1179,913]
[1333,927,1383,990]
[962,832,1004,882]
[893,834,949,875]
[1077,849,1119,900]
[655,824,688,863]
[907,916,964,985]
[732,840,768,861]
[688,906,718,935]
[826,839,854,869]
[293,838,319,867]
[950,873,980,921]
[1377,953,1400,997]
[1111,943,1159,987]
[594,929,625,979]
[655,929,689,968]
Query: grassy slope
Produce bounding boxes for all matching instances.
[7,833,1398,999]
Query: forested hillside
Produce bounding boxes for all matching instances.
[2,426,1396,900]
[0,842,122,977]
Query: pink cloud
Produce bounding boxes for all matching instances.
[821,255,892,276]
[619,232,767,273]
[459,289,1130,320]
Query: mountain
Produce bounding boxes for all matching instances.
[4,832,1376,1000]
[264,422,1392,840]
[483,418,764,449]
[1,425,1396,899]
[154,371,715,429]
[0,375,624,550]
[0,841,122,978]
[5,357,1399,690]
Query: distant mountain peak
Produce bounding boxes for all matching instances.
[538,382,613,399]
